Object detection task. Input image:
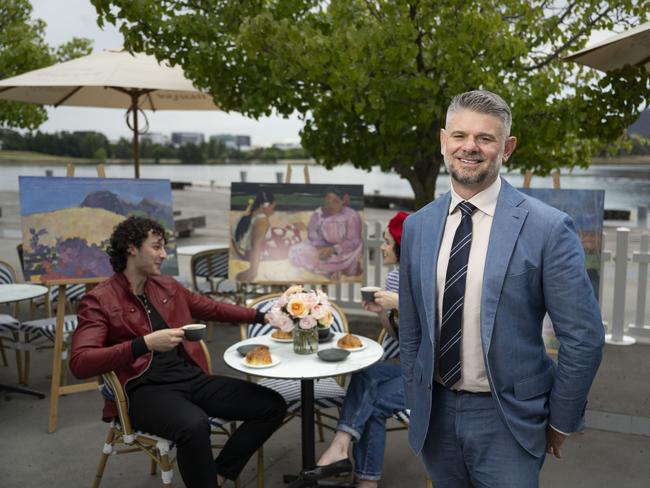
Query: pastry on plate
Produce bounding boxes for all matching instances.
[272,329,293,340]
[337,334,362,349]
[245,345,272,365]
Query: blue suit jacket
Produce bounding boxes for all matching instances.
[399,179,604,457]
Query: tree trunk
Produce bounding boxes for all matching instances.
[395,156,442,210]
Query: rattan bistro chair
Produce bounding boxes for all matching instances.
[376,329,432,488]
[190,248,236,300]
[0,260,22,370]
[240,293,349,441]
[94,341,260,488]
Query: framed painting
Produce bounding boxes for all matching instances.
[519,188,605,355]
[19,176,178,281]
[229,183,365,284]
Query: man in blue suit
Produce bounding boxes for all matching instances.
[399,90,604,487]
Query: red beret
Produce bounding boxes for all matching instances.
[387,211,409,247]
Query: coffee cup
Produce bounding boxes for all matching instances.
[181,323,206,341]
[361,286,381,303]
[317,325,331,340]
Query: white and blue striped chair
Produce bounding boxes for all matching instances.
[0,260,21,368]
[19,314,79,385]
[241,293,349,441]
[94,341,254,488]
[376,329,430,488]
[375,329,410,427]
[190,248,236,299]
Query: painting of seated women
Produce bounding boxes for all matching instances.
[229,183,364,284]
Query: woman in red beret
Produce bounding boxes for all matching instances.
[301,211,410,487]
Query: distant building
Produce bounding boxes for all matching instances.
[172,132,204,147]
[272,141,302,150]
[210,134,251,150]
[628,109,650,138]
[141,132,170,145]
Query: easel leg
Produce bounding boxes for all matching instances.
[48,285,66,433]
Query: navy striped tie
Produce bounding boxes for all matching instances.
[439,201,477,388]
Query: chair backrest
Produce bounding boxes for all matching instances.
[0,260,17,285]
[377,328,400,361]
[100,339,212,435]
[241,292,349,340]
[191,248,229,292]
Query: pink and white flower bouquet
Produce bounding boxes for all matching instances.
[268,285,334,354]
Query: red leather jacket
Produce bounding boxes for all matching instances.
[70,272,257,419]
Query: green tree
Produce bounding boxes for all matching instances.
[93,0,649,207]
[0,0,92,130]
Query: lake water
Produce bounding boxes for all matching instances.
[0,162,648,210]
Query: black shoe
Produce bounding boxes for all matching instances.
[300,458,353,480]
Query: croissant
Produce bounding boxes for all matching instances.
[245,346,272,365]
[272,329,293,340]
[337,334,362,349]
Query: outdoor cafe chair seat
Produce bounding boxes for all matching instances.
[258,377,346,413]
[93,340,256,488]
[20,315,78,342]
[0,314,20,332]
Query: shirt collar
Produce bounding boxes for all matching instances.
[449,176,501,217]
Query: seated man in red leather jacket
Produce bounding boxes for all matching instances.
[70,216,286,488]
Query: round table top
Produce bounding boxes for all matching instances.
[224,332,384,380]
[0,283,49,304]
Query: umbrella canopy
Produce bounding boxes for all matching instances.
[565,21,650,72]
[0,48,219,177]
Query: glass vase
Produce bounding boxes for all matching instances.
[293,325,318,354]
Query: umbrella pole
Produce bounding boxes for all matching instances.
[131,94,140,179]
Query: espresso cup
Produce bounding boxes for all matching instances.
[361,286,381,303]
[317,325,331,340]
[181,323,206,341]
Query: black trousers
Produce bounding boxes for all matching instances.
[129,374,287,487]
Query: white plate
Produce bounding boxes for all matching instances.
[269,332,293,343]
[335,337,367,352]
[242,355,281,369]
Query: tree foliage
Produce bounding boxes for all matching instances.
[92,0,649,207]
[0,0,92,130]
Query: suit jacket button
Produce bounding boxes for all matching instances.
[130,308,135,313]
[163,298,168,304]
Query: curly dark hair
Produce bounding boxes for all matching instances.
[107,216,167,272]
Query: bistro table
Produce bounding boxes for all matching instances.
[224,332,384,487]
[0,283,49,398]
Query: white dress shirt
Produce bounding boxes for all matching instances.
[435,176,501,392]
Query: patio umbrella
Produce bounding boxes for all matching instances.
[0,48,219,178]
[565,21,650,72]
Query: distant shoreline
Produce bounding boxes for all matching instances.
[0,152,649,166]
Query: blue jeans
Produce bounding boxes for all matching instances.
[420,386,545,487]
[336,363,404,481]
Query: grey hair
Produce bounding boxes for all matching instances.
[446,90,512,136]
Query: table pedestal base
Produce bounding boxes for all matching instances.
[0,383,45,399]
[283,379,356,488]
[284,474,356,488]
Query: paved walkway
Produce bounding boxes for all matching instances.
[1,186,648,487]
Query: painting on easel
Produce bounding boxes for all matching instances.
[519,188,605,356]
[19,176,178,281]
[229,183,365,284]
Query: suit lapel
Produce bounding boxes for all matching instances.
[481,181,528,352]
[420,193,450,344]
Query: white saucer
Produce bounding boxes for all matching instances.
[242,356,281,369]
[269,333,293,343]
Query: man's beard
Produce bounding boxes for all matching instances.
[444,151,501,186]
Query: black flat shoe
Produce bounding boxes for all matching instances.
[300,458,353,480]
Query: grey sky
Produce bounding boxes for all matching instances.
[29,0,303,146]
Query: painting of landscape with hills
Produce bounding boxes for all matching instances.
[19,176,178,281]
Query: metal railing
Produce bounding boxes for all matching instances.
[606,228,650,343]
